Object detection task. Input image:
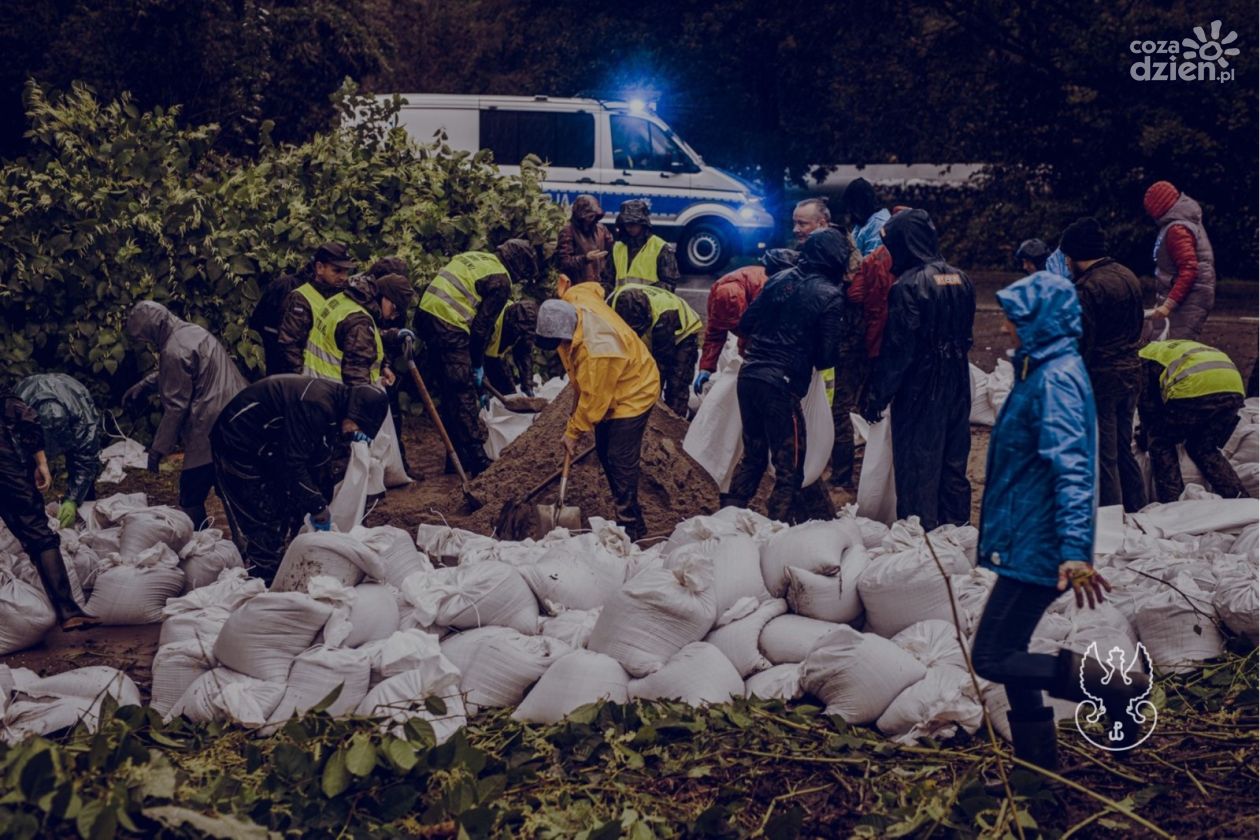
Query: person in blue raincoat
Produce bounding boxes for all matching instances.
[969,271,1146,770]
[14,374,102,529]
[841,177,891,258]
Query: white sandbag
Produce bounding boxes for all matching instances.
[83,493,148,529]
[628,642,744,705]
[1064,602,1140,660]
[268,645,372,722]
[159,568,266,646]
[588,559,718,677]
[2,667,141,741]
[666,535,767,622]
[662,513,744,556]
[404,561,539,634]
[439,626,519,673]
[801,625,927,724]
[327,440,372,533]
[371,405,412,489]
[683,362,744,492]
[117,506,194,556]
[519,544,623,614]
[1133,585,1224,674]
[758,614,849,665]
[455,631,571,710]
[344,584,401,648]
[414,524,499,563]
[150,640,216,716]
[79,527,122,557]
[744,663,805,701]
[213,592,334,682]
[1128,498,1259,538]
[988,359,1014,416]
[356,669,466,744]
[97,438,149,484]
[760,518,864,598]
[876,666,983,744]
[160,606,231,648]
[86,544,186,625]
[59,530,101,595]
[892,620,968,671]
[858,519,970,637]
[1212,561,1259,644]
[271,531,385,592]
[482,398,537,460]
[705,599,788,677]
[513,650,630,724]
[538,608,602,648]
[356,526,432,588]
[1230,524,1259,563]
[980,680,1072,743]
[0,560,55,655]
[1234,461,1260,498]
[786,566,853,624]
[969,363,996,426]
[167,668,285,727]
[800,369,834,487]
[177,528,244,591]
[856,413,896,524]
[838,505,890,550]
[931,524,979,567]
[359,629,454,683]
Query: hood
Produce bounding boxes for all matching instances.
[841,177,879,225]
[798,228,853,281]
[611,287,651,333]
[882,208,941,275]
[571,194,604,227]
[495,238,541,284]
[997,271,1082,364]
[615,199,653,241]
[126,301,182,348]
[760,247,799,276]
[368,256,408,281]
[1157,193,1204,228]
[345,385,388,439]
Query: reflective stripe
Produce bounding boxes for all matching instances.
[1139,340,1243,401]
[485,304,510,359]
[428,277,477,320]
[418,252,506,332]
[303,293,384,383]
[613,237,666,285]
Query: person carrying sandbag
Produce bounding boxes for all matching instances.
[209,375,388,583]
[534,282,660,541]
[0,387,97,630]
[13,373,102,529]
[124,301,248,530]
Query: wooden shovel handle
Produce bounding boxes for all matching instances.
[407,359,470,487]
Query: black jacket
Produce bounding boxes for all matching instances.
[867,209,975,411]
[737,228,850,399]
[1072,257,1144,381]
[211,376,387,516]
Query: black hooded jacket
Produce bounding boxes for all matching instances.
[211,375,387,516]
[866,209,975,411]
[738,228,851,399]
[841,178,880,227]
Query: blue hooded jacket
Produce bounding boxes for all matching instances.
[978,272,1097,587]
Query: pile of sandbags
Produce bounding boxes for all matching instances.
[1,665,141,743]
[968,360,1014,427]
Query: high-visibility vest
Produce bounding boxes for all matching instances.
[608,283,702,344]
[1138,340,1243,402]
[612,236,666,286]
[293,282,327,314]
[303,293,384,383]
[485,303,512,360]
[417,252,506,332]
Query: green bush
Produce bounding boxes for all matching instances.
[0,81,565,395]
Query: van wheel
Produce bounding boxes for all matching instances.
[678,221,732,274]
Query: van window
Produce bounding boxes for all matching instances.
[480,110,594,168]
[610,115,692,171]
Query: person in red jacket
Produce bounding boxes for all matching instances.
[692,249,799,395]
[845,206,910,359]
[1144,181,1216,340]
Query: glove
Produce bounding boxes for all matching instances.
[57,500,77,529]
[310,509,333,532]
[122,381,148,410]
[478,392,490,410]
[473,367,485,389]
[350,431,372,444]
[398,328,416,343]
[693,371,711,396]
[146,451,162,473]
[860,400,884,425]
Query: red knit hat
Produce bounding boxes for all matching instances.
[1144,181,1180,220]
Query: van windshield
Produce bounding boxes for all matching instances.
[611,114,697,171]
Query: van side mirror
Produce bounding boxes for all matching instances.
[668,158,688,173]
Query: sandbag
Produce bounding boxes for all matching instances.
[891,620,968,671]
[2,667,140,741]
[1133,582,1224,674]
[538,608,601,648]
[150,640,216,716]
[0,560,55,655]
[1230,524,1259,563]
[513,650,630,724]
[453,631,571,710]
[666,536,767,623]
[59,530,101,595]
[159,606,231,648]
[118,506,194,556]
[760,518,865,599]
[1214,560,1260,644]
[705,598,788,677]
[588,559,718,677]
[359,629,454,684]
[786,566,848,623]
[1128,498,1259,538]
[268,645,372,722]
[357,670,466,745]
[83,493,148,529]
[519,546,622,614]
[682,364,744,492]
[758,614,849,665]
[858,519,970,637]
[344,584,401,648]
[838,505,890,550]
[356,526,432,589]
[662,513,744,556]
[86,544,186,625]
[79,527,122,557]
[371,405,412,489]
[744,663,804,701]
[159,568,266,646]
[802,626,927,724]
[628,642,744,705]
[177,528,244,591]
[213,592,334,682]
[876,666,983,744]
[969,363,996,426]
[404,561,539,634]
[328,440,372,532]
[168,668,285,727]
[800,369,833,487]
[482,398,536,460]
[856,414,896,524]
[271,531,385,592]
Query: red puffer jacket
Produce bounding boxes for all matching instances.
[700,266,767,371]
[847,245,895,358]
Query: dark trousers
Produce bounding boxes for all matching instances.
[484,357,516,396]
[212,452,300,583]
[657,336,700,417]
[727,376,834,524]
[416,312,488,471]
[830,353,868,487]
[387,379,409,468]
[594,409,651,540]
[971,575,1064,714]
[1147,396,1246,502]
[0,453,59,555]
[1093,374,1146,511]
[178,463,217,530]
[890,363,972,530]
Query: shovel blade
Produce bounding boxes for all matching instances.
[533,504,582,538]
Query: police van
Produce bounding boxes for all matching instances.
[383,94,776,273]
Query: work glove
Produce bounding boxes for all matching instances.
[146,451,162,473]
[122,381,149,410]
[473,367,485,389]
[693,370,711,396]
[57,500,77,529]
[860,399,885,425]
[310,508,333,532]
[478,392,490,410]
[350,431,372,444]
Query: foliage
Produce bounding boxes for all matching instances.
[0,81,565,396]
[0,652,1255,838]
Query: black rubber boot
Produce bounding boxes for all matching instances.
[1007,707,1059,771]
[34,547,98,631]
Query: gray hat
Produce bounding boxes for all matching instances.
[536,300,578,340]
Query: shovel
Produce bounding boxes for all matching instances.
[406,358,483,511]
[482,380,548,414]
[534,449,583,535]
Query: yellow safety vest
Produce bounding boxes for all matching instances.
[417,252,506,332]
[1138,340,1243,402]
[608,283,702,344]
[821,368,835,406]
[303,293,384,383]
[293,282,326,314]
[485,303,512,360]
[613,236,666,286]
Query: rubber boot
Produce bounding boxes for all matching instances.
[33,547,98,632]
[1006,707,1059,771]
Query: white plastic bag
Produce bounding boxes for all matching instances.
[371,406,412,489]
[705,598,788,677]
[329,441,372,532]
[118,506,194,557]
[758,614,849,665]
[801,625,926,724]
[628,642,744,705]
[150,640,216,716]
[856,414,897,524]
[86,544,186,625]
[268,645,372,722]
[800,369,834,487]
[0,560,55,655]
[969,364,996,426]
[513,650,630,724]
[271,531,385,592]
[744,663,804,701]
[682,363,745,492]
[213,592,334,682]
[178,528,244,591]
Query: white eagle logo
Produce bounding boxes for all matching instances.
[1074,641,1158,751]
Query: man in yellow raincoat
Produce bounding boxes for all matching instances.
[535,282,660,541]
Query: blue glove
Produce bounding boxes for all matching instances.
[310,510,333,532]
[693,370,711,396]
[478,393,490,410]
[473,367,485,389]
[350,431,372,444]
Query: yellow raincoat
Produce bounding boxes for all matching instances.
[558,282,660,439]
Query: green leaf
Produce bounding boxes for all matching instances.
[344,735,376,777]
[321,750,349,798]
